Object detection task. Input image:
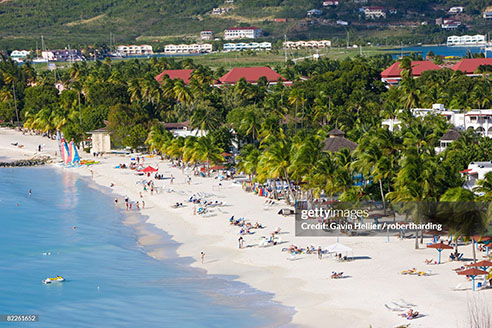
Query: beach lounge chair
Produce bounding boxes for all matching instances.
[384,304,402,312]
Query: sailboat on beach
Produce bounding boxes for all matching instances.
[68,140,80,166]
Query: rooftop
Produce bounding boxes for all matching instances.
[381,61,441,78]
[451,58,492,74]
[219,67,286,84]
[155,69,194,85]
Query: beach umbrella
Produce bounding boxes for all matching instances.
[457,268,488,291]
[142,166,158,173]
[427,242,453,264]
[469,260,492,272]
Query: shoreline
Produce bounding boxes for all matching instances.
[2,127,492,328]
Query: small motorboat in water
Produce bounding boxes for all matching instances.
[42,276,65,284]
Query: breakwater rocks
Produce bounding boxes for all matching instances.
[0,157,50,167]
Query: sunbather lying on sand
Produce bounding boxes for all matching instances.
[331,272,344,279]
[399,309,419,320]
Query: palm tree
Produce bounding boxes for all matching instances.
[473,172,492,201]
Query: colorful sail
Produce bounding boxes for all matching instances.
[60,138,71,165]
[69,140,80,165]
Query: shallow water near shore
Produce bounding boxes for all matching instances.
[0,167,293,327]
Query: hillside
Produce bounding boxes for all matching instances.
[1,0,492,50]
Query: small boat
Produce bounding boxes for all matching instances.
[42,276,65,284]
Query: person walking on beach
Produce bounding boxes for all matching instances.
[142,201,145,209]
[239,236,244,249]
[317,247,322,260]
[201,252,205,264]
[193,205,196,215]
[170,174,174,184]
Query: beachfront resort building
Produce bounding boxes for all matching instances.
[115,45,153,56]
[155,69,194,85]
[87,127,111,154]
[224,27,262,40]
[361,7,386,19]
[447,35,487,46]
[200,31,214,41]
[164,43,213,54]
[223,42,271,51]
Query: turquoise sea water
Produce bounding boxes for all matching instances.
[390,45,485,59]
[0,167,292,327]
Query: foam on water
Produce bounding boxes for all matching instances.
[0,167,294,328]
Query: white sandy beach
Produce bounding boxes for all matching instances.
[1,127,492,328]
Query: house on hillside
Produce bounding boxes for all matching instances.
[361,7,386,19]
[441,19,461,30]
[380,60,441,86]
[307,9,323,17]
[323,1,339,6]
[483,6,492,19]
[224,27,262,40]
[449,6,465,14]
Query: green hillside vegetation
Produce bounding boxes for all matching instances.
[2,0,492,50]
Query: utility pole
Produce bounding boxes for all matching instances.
[284,34,287,63]
[346,30,349,48]
[12,84,19,126]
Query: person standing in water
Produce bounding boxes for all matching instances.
[28,189,32,198]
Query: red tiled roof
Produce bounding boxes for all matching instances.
[381,61,441,78]
[451,58,492,74]
[226,27,261,31]
[219,67,285,84]
[155,69,194,84]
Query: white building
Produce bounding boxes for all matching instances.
[223,42,271,51]
[283,40,331,49]
[441,19,461,29]
[212,7,232,15]
[449,6,465,14]
[10,50,30,62]
[484,6,492,19]
[224,27,262,40]
[115,45,153,56]
[200,30,214,40]
[87,127,111,154]
[382,104,492,138]
[361,7,386,19]
[462,162,492,191]
[447,34,487,46]
[164,43,213,54]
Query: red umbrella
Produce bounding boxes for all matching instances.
[427,242,453,264]
[142,166,158,173]
[473,236,492,242]
[209,165,225,170]
[457,268,488,291]
[469,260,492,269]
